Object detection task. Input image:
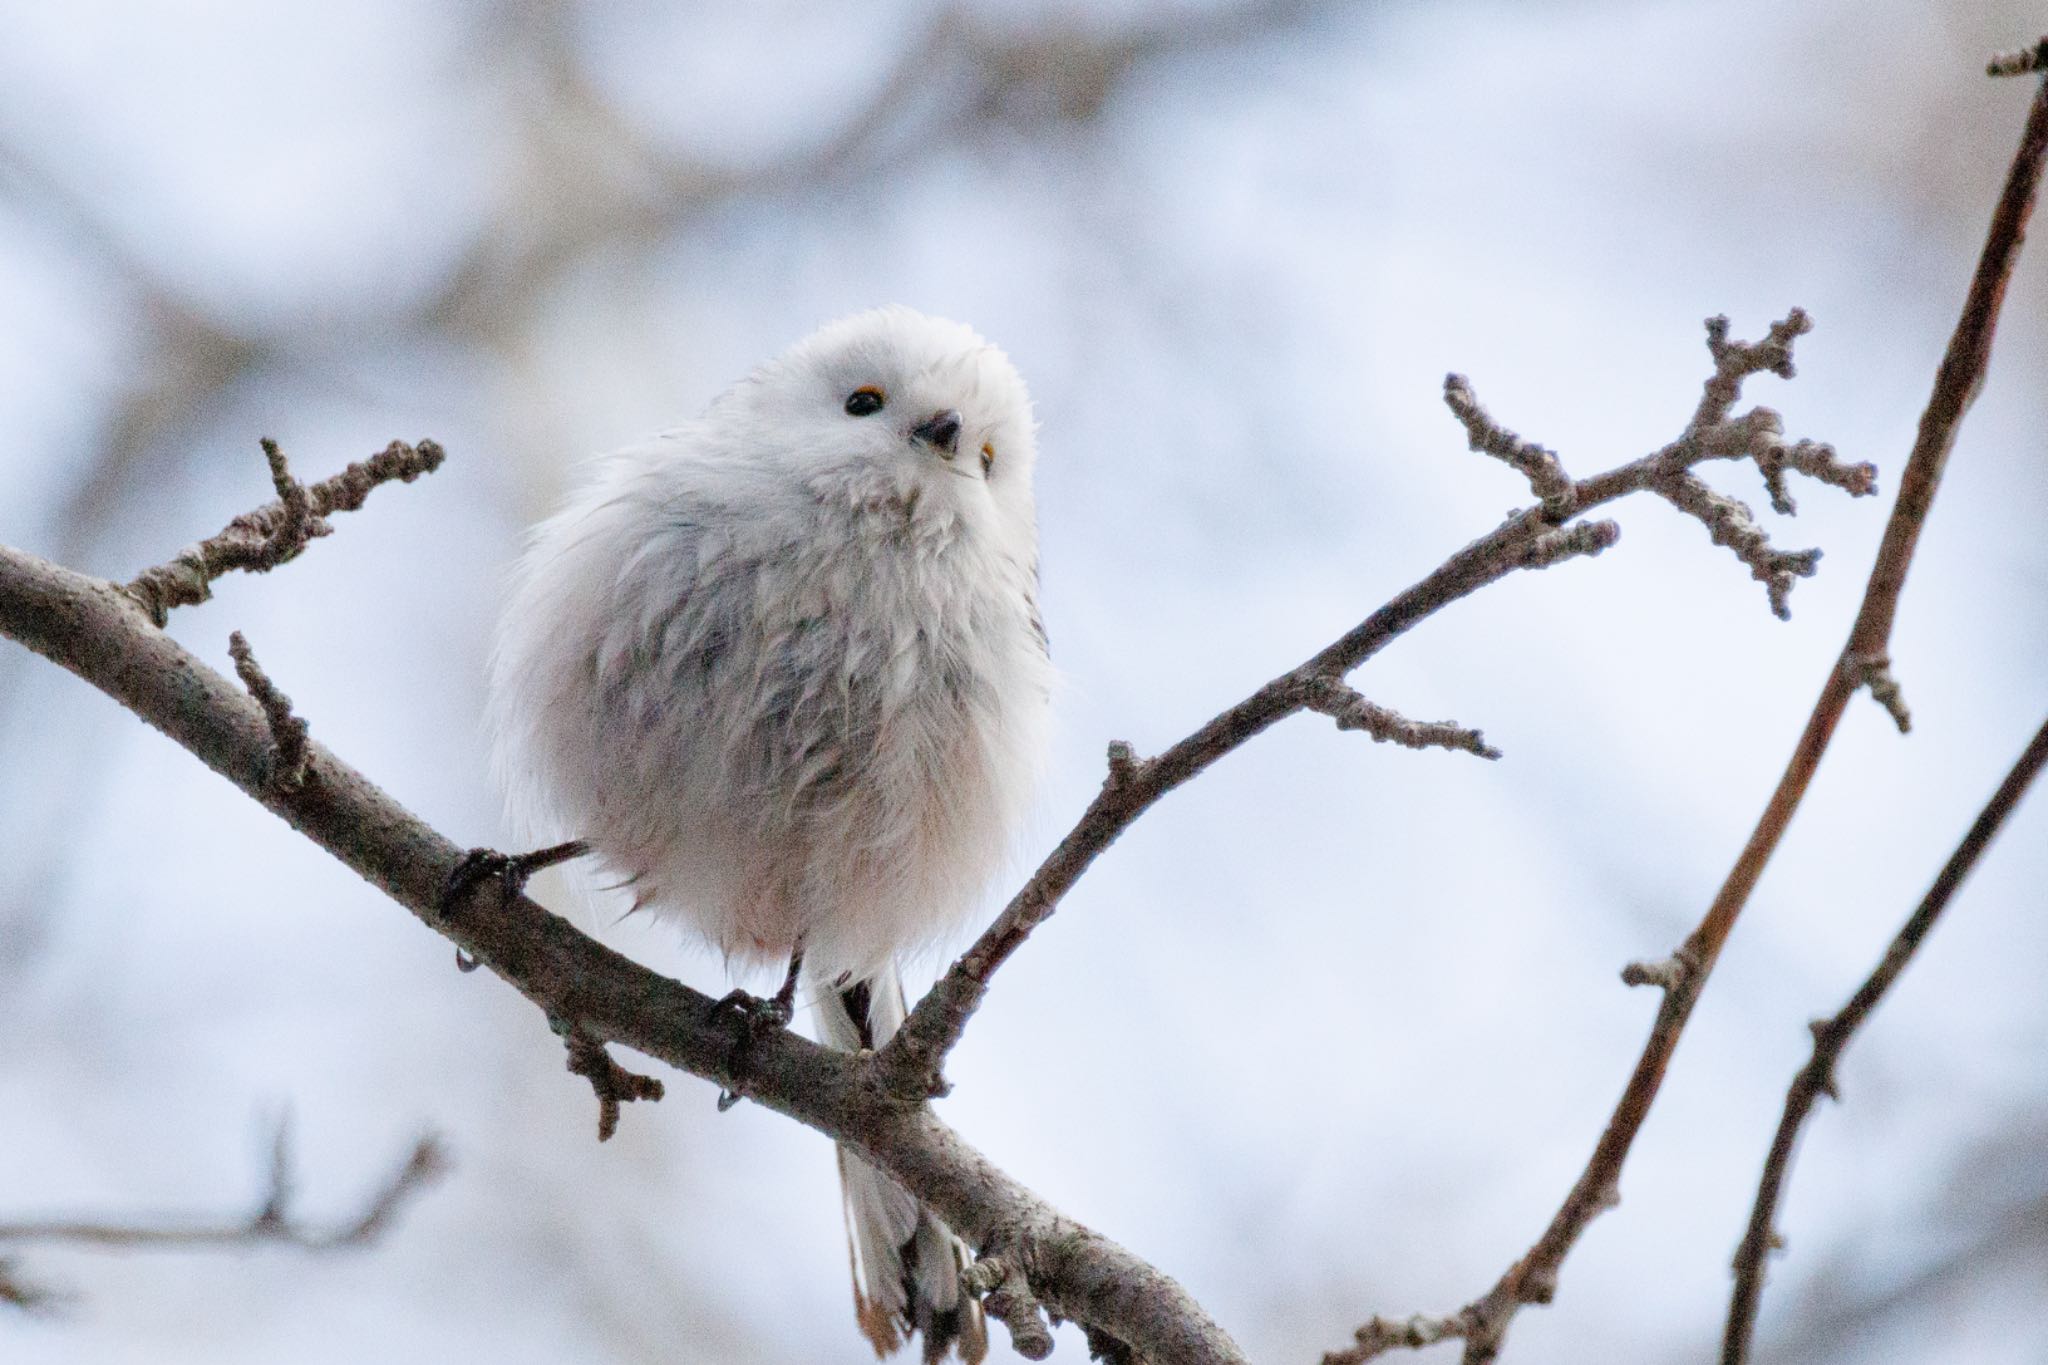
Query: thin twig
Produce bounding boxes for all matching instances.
[1299,676,1501,760]
[1651,472,1820,621]
[966,1253,1057,1360]
[1988,38,2048,77]
[0,1121,446,1309]
[1322,1312,1468,1364]
[124,438,445,626]
[878,308,1864,1104]
[1722,711,2048,1363]
[561,1030,666,1142]
[227,631,310,789]
[1335,53,2048,1365]
[1442,374,1575,519]
[0,1259,59,1314]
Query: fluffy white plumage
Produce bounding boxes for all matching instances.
[484,307,1050,1362]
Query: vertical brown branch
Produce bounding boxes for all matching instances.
[1721,710,2048,1363]
[1425,56,2048,1365]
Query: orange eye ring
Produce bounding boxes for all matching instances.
[844,385,886,417]
[979,441,995,475]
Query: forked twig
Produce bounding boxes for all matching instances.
[0,1120,446,1312]
[1325,47,2048,1365]
[880,306,1868,1107]
[125,438,444,626]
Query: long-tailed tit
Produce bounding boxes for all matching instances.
[475,307,1050,1361]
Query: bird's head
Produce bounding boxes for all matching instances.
[730,306,1038,528]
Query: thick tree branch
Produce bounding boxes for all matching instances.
[1721,710,2048,1363]
[1331,51,2048,1365]
[879,308,1864,1105]
[0,544,1245,1365]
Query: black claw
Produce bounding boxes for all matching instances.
[709,985,795,1114]
[711,987,792,1036]
[441,840,592,912]
[441,847,511,911]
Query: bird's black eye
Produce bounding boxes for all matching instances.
[844,385,886,417]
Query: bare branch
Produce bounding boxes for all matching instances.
[1518,518,1620,569]
[1753,430,1877,516]
[0,1259,60,1314]
[0,546,1246,1365]
[1652,472,1818,621]
[1988,37,2048,76]
[880,307,1860,1107]
[561,1029,666,1143]
[1298,675,1501,760]
[1322,1312,1468,1364]
[0,312,1863,1362]
[227,631,310,790]
[124,438,444,626]
[1619,951,1696,993]
[1441,374,1575,519]
[1326,54,2048,1365]
[1721,710,2048,1364]
[966,1254,1057,1361]
[0,1120,447,1312]
[1695,309,1808,422]
[1853,652,1913,734]
[1632,310,1876,621]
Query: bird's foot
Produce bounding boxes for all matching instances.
[710,987,793,1035]
[710,972,800,1113]
[440,840,591,973]
[441,839,592,912]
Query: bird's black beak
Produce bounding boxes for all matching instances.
[911,409,962,457]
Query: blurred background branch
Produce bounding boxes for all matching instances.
[0,1118,445,1313]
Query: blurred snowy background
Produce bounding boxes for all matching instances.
[3,2,2046,1362]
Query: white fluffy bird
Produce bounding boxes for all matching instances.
[480,307,1050,1362]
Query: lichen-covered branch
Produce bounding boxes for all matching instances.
[1721,710,2048,1364]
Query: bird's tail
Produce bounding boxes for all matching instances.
[815,965,988,1364]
